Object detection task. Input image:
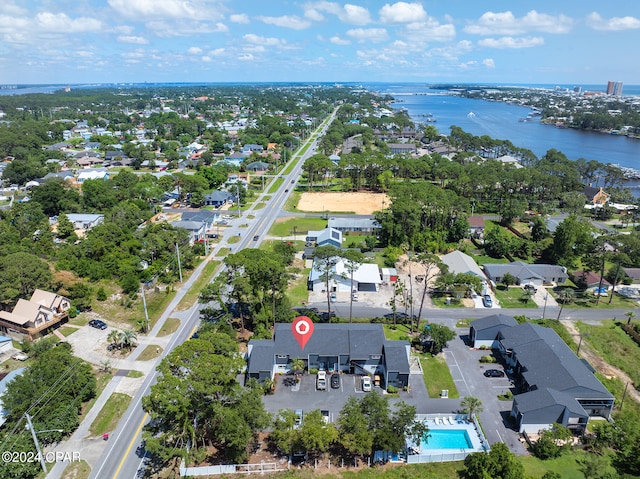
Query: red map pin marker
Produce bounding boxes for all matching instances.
[292,316,314,350]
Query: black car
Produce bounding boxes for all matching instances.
[484,369,505,378]
[330,373,340,389]
[89,319,107,330]
[253,235,259,241]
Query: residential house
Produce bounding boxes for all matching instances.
[226,172,250,186]
[241,144,264,154]
[245,161,269,173]
[305,227,343,248]
[0,335,11,356]
[308,257,381,292]
[0,289,71,340]
[470,317,614,435]
[204,190,235,207]
[572,271,611,293]
[468,216,486,239]
[181,210,220,230]
[328,217,380,234]
[623,267,640,286]
[246,323,410,388]
[76,169,109,183]
[0,368,26,427]
[169,220,206,244]
[388,143,417,155]
[441,251,486,280]
[63,213,104,230]
[483,261,568,287]
[582,186,610,205]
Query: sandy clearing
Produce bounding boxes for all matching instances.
[297,192,389,215]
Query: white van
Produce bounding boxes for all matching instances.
[317,371,327,390]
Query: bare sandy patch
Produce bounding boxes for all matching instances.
[297,192,389,215]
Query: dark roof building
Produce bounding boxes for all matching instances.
[483,261,568,286]
[469,313,519,348]
[469,317,614,434]
[247,323,409,388]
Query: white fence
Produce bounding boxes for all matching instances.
[180,461,287,477]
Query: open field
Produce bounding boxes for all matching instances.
[297,192,389,215]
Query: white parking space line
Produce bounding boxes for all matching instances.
[444,350,471,396]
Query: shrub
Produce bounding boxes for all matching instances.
[308,368,319,375]
[96,287,107,301]
[479,355,496,363]
[387,385,398,394]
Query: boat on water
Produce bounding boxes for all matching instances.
[467,111,475,118]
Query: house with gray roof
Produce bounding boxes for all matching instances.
[469,317,614,435]
[246,323,410,388]
[483,261,568,287]
[169,220,205,243]
[204,190,234,207]
[181,210,220,229]
[469,314,519,348]
[328,217,380,233]
[306,227,343,248]
[64,213,104,230]
[441,251,486,280]
[245,161,269,172]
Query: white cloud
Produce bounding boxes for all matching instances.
[243,33,287,47]
[122,50,146,59]
[482,58,495,68]
[379,2,427,24]
[108,0,224,21]
[586,12,640,31]
[209,48,225,56]
[230,13,249,24]
[0,2,27,15]
[258,15,310,30]
[118,35,149,44]
[145,20,227,37]
[35,12,102,33]
[188,47,203,54]
[304,2,372,25]
[405,19,455,42]
[330,35,350,45]
[346,28,388,43]
[478,36,544,49]
[465,10,573,35]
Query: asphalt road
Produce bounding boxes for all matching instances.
[84,112,336,479]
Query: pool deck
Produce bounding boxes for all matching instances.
[406,414,488,462]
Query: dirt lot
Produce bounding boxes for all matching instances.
[297,192,389,215]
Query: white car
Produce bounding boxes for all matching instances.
[361,376,372,392]
[317,371,327,390]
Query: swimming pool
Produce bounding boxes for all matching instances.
[421,429,473,450]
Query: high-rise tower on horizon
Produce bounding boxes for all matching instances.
[606,80,623,96]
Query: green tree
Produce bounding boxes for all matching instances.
[461,395,484,421]
[56,213,77,240]
[299,409,338,458]
[0,252,52,308]
[502,272,516,288]
[556,288,575,321]
[313,245,341,317]
[341,249,364,323]
[271,409,299,455]
[412,253,443,328]
[422,323,456,354]
[337,396,374,458]
[533,424,573,459]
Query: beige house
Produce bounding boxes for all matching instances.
[0,290,70,340]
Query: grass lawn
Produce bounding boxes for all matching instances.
[287,268,311,306]
[79,370,113,424]
[59,325,79,337]
[137,345,163,361]
[577,320,640,387]
[270,217,327,237]
[383,324,413,341]
[283,189,302,212]
[126,370,144,378]
[520,450,616,479]
[176,259,220,311]
[157,317,181,337]
[432,296,466,308]
[268,177,284,193]
[494,286,538,308]
[227,235,240,244]
[471,253,510,265]
[216,247,230,257]
[254,201,267,210]
[61,460,91,479]
[89,392,132,436]
[420,354,459,398]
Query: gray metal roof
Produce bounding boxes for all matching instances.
[247,340,275,375]
[441,251,485,278]
[483,262,566,282]
[513,387,587,421]
[383,341,410,374]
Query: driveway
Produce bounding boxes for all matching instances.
[441,325,527,455]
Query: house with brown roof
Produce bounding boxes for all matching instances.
[582,186,610,205]
[573,271,611,293]
[0,290,70,340]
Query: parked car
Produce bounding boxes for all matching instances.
[331,373,340,389]
[321,410,330,424]
[482,294,493,308]
[294,409,303,429]
[317,371,327,390]
[524,284,536,292]
[13,353,29,361]
[253,235,259,241]
[330,292,337,302]
[361,376,372,392]
[484,369,505,378]
[89,319,107,330]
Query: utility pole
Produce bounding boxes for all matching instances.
[25,413,48,473]
[140,284,150,333]
[175,243,183,282]
[236,182,241,219]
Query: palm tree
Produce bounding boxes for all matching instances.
[461,396,484,421]
[521,288,535,304]
[118,329,138,349]
[556,288,575,321]
[107,330,120,349]
[625,311,637,326]
[342,250,364,324]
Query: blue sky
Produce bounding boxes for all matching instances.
[1,1,639,86]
